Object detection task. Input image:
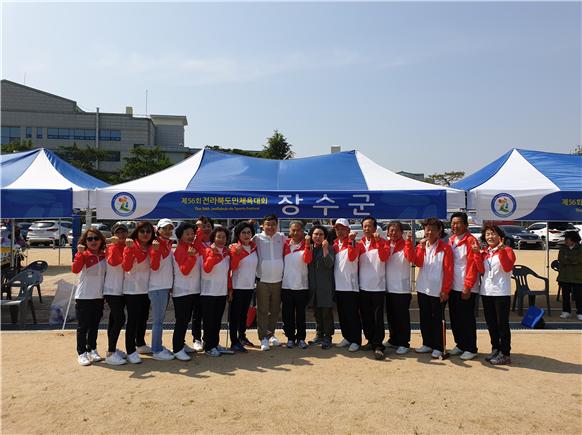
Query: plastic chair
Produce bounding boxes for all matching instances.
[551,260,561,301]
[24,260,48,303]
[0,269,41,326]
[511,265,552,316]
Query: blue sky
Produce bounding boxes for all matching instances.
[2,1,580,176]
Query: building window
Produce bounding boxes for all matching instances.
[47,128,58,139]
[58,128,70,140]
[1,126,21,145]
[133,144,144,148]
[25,127,32,139]
[99,129,121,141]
[102,151,121,162]
[84,129,96,140]
[36,128,43,139]
[74,129,84,140]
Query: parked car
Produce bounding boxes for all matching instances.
[498,225,544,250]
[526,222,578,247]
[67,223,112,245]
[349,224,364,241]
[468,225,483,242]
[17,222,34,240]
[27,220,72,247]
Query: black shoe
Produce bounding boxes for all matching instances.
[360,342,372,351]
[321,340,332,350]
[308,337,324,346]
[230,343,248,353]
[239,337,256,348]
[485,349,499,362]
[374,349,385,360]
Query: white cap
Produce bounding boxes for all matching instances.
[157,218,174,229]
[334,218,350,229]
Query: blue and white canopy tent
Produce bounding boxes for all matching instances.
[96,149,464,220]
[1,148,109,218]
[452,148,582,222]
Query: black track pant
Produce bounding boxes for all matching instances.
[229,289,254,344]
[448,290,477,353]
[417,292,444,352]
[281,289,308,341]
[173,294,195,353]
[201,295,227,351]
[336,291,362,345]
[359,290,385,351]
[481,295,511,356]
[386,292,411,348]
[104,295,125,353]
[124,294,150,354]
[76,299,103,355]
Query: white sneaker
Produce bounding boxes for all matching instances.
[127,351,142,364]
[415,345,432,354]
[460,351,478,361]
[560,311,571,319]
[88,350,103,362]
[183,343,195,354]
[449,346,463,356]
[431,350,443,359]
[153,349,175,361]
[260,338,270,351]
[396,346,409,355]
[193,340,204,352]
[136,345,152,355]
[337,338,350,348]
[577,314,582,321]
[174,348,191,361]
[78,352,91,366]
[105,352,127,366]
[348,343,360,352]
[298,340,308,349]
[269,336,281,347]
[286,339,295,348]
[115,349,127,359]
[205,347,221,357]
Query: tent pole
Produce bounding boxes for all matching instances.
[546,221,550,281]
[58,218,61,266]
[60,284,75,335]
[10,219,15,268]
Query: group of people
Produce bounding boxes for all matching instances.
[72,212,522,367]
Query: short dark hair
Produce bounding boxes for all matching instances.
[210,226,230,244]
[175,222,195,240]
[290,220,303,229]
[130,221,155,246]
[387,221,403,232]
[564,230,581,244]
[263,214,278,224]
[450,212,468,226]
[361,216,377,228]
[309,224,329,240]
[423,218,445,238]
[233,221,255,242]
[78,228,106,250]
[196,216,214,229]
[481,224,505,242]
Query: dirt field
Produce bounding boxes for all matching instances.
[1,330,581,434]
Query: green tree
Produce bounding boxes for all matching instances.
[119,146,172,182]
[572,145,582,156]
[262,130,294,160]
[56,143,107,175]
[205,145,265,158]
[426,171,465,186]
[1,139,34,154]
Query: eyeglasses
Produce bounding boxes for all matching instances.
[86,236,100,242]
[139,229,152,234]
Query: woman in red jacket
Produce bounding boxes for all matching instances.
[103,223,129,366]
[201,227,231,357]
[473,225,516,365]
[414,218,453,359]
[122,221,155,364]
[72,228,106,366]
[228,221,259,352]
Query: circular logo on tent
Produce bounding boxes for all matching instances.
[491,193,516,218]
[111,192,136,217]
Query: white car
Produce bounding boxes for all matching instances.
[27,220,72,247]
[526,222,578,247]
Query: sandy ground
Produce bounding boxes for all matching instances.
[1,330,581,434]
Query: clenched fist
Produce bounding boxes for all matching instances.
[152,239,160,251]
[77,245,85,253]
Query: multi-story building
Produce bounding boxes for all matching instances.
[1,79,195,173]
